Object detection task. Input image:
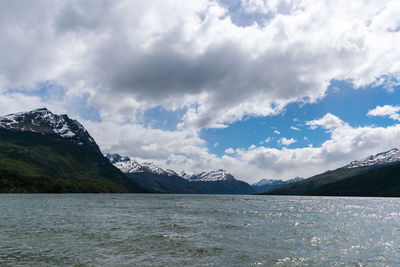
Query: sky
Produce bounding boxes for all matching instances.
[1,0,400,183]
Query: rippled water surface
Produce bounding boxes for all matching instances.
[0,194,399,266]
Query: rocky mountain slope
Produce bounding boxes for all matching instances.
[0,108,100,153]
[345,148,400,168]
[106,153,178,176]
[181,169,235,182]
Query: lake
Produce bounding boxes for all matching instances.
[0,194,399,266]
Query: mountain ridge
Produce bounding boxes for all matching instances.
[345,147,400,169]
[0,108,100,153]
[264,146,400,196]
[107,153,244,182]
[106,153,255,194]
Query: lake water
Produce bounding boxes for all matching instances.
[0,194,399,266]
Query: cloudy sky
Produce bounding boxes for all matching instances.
[1,0,400,183]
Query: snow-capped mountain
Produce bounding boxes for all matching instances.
[0,108,100,153]
[182,169,236,182]
[252,177,304,187]
[345,148,400,169]
[107,154,239,182]
[106,154,255,193]
[105,153,179,176]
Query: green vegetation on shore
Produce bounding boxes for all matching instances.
[0,128,146,193]
[263,166,374,195]
[306,162,400,197]
[263,163,400,197]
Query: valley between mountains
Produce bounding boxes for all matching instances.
[1,108,400,196]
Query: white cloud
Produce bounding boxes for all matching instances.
[265,137,272,143]
[279,137,297,146]
[306,113,348,130]
[290,126,301,131]
[224,147,235,154]
[274,130,280,134]
[213,142,219,147]
[367,105,400,121]
[249,144,257,150]
[83,119,205,160]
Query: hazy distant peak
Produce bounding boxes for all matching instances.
[252,177,304,187]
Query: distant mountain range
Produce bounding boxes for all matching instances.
[106,153,255,194]
[264,147,400,197]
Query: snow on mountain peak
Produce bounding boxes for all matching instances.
[106,153,178,176]
[0,108,100,152]
[183,169,236,182]
[345,148,400,168]
[107,154,237,182]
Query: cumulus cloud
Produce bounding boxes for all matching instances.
[274,130,280,134]
[279,137,297,146]
[367,105,400,121]
[290,126,301,131]
[306,113,348,130]
[224,147,235,154]
[249,144,257,150]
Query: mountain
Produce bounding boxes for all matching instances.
[306,162,400,197]
[252,177,304,194]
[263,166,375,195]
[105,153,198,194]
[181,169,255,194]
[106,153,178,176]
[345,148,400,168]
[0,109,147,193]
[264,147,400,196]
[0,108,100,153]
[182,169,235,182]
[107,154,255,194]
